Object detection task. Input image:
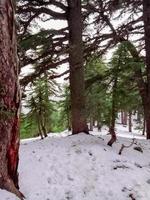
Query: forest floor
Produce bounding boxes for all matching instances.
[1,124,150,200]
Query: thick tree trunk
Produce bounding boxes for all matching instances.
[128,111,132,132]
[67,0,88,134]
[143,0,150,139]
[0,0,23,199]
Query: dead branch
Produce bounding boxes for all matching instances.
[118,138,135,155]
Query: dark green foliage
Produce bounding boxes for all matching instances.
[20,29,55,51]
[58,86,71,131]
[85,42,142,131]
[20,73,57,138]
[85,57,112,127]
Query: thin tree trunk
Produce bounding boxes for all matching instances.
[67,112,71,131]
[137,110,141,123]
[121,111,127,125]
[123,111,127,125]
[41,125,47,138]
[0,0,24,199]
[37,115,44,139]
[128,111,132,132]
[144,104,150,139]
[42,115,48,137]
[97,121,101,131]
[89,117,93,131]
[93,120,96,127]
[43,71,50,135]
[121,110,124,124]
[67,0,88,134]
[108,78,117,146]
[40,115,47,138]
[38,88,48,138]
[142,116,146,136]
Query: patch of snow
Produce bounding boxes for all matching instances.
[0,190,17,200]
[1,127,150,200]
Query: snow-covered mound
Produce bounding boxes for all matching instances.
[1,132,150,200]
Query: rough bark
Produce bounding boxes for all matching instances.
[67,0,88,134]
[143,0,150,139]
[0,0,24,199]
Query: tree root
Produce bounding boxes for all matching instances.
[68,130,89,136]
[107,133,117,146]
[0,177,25,200]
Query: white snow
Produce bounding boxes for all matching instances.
[1,125,150,200]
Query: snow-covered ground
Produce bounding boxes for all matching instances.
[1,125,150,200]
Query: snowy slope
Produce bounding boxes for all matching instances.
[1,129,150,200]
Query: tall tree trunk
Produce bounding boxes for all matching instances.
[97,121,101,132]
[93,120,96,127]
[137,110,141,123]
[89,117,93,131]
[121,111,127,125]
[143,0,150,139]
[0,0,23,199]
[128,111,132,132]
[41,113,48,138]
[108,78,117,146]
[39,109,47,138]
[142,116,146,136]
[37,114,44,139]
[67,112,71,131]
[121,110,124,124]
[41,124,47,138]
[125,40,150,139]
[67,0,88,134]
[123,111,127,125]
[143,103,150,139]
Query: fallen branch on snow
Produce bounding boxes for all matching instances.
[118,139,135,155]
